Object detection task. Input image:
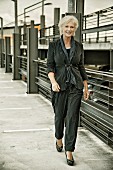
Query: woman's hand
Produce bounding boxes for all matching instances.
[52,81,60,92]
[83,80,89,101]
[83,89,89,101]
[48,72,60,92]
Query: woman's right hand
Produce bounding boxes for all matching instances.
[52,81,60,92]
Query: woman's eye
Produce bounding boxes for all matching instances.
[65,26,74,29]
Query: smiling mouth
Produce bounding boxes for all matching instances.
[66,31,71,34]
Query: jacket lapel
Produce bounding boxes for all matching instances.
[60,37,69,62]
[60,36,77,63]
[69,37,77,62]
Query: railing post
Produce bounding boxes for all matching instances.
[5,37,12,73]
[89,38,91,43]
[13,29,21,80]
[108,81,113,110]
[105,36,107,42]
[27,22,38,93]
[97,11,99,43]
[110,50,113,72]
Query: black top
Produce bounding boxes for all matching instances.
[66,48,70,58]
[66,48,77,87]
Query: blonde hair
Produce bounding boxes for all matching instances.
[58,15,79,35]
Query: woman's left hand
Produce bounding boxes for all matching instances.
[83,89,89,101]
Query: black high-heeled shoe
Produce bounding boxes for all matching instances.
[65,151,74,166]
[56,141,63,152]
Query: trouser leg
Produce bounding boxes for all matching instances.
[52,91,67,139]
[65,87,83,151]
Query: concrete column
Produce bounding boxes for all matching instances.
[76,0,84,15]
[74,13,82,43]
[68,0,75,13]
[13,0,18,33]
[40,15,45,44]
[31,20,34,28]
[0,39,3,67]
[40,15,45,30]
[13,32,21,80]
[23,23,27,45]
[0,38,4,68]
[5,37,12,73]
[0,17,3,39]
[54,8,60,25]
[27,27,38,93]
[54,8,60,36]
[76,0,85,42]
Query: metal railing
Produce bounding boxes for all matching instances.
[82,6,113,43]
[18,55,27,80]
[34,59,51,99]
[85,68,113,110]
[39,24,60,45]
[38,6,113,44]
[7,54,13,71]
[80,68,113,147]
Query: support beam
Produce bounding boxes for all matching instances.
[0,39,4,68]
[54,8,60,25]
[27,23,38,93]
[76,0,84,42]
[54,8,60,36]
[13,33,21,80]
[40,15,45,44]
[0,17,3,39]
[76,0,84,15]
[11,0,19,33]
[68,0,75,13]
[5,37,12,73]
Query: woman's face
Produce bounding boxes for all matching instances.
[63,22,75,38]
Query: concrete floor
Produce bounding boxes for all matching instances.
[0,68,113,170]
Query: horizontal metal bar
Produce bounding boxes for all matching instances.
[81,116,109,137]
[81,122,113,147]
[82,24,113,34]
[81,100,113,122]
[18,68,27,76]
[18,56,27,59]
[36,77,50,89]
[80,109,113,130]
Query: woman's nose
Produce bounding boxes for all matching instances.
[67,27,71,30]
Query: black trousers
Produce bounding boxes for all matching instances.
[52,85,83,152]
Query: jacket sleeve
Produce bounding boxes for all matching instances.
[47,42,55,74]
[78,44,88,81]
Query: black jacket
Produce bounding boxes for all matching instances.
[47,36,88,90]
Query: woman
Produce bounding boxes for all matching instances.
[47,15,89,166]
